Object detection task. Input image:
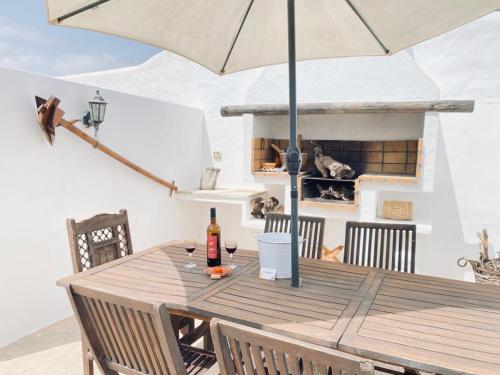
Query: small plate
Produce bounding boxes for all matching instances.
[205,266,233,278]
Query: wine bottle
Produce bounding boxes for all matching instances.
[207,207,221,267]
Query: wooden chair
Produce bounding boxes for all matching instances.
[66,209,193,374]
[66,209,133,273]
[264,213,325,259]
[66,285,218,375]
[210,318,375,375]
[344,221,417,273]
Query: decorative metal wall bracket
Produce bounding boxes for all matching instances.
[35,95,178,193]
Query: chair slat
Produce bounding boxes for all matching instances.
[355,228,361,265]
[391,229,397,270]
[367,227,372,266]
[89,298,117,361]
[80,296,112,360]
[275,352,289,375]
[344,222,417,273]
[134,309,156,374]
[398,230,403,272]
[302,359,314,375]
[384,229,391,269]
[263,347,278,375]
[113,304,140,370]
[250,345,266,375]
[228,337,245,375]
[410,230,416,273]
[99,301,126,365]
[317,363,328,375]
[373,228,379,268]
[361,227,367,266]
[140,311,166,375]
[379,228,386,269]
[287,354,301,375]
[108,304,132,367]
[240,341,257,375]
[123,307,148,373]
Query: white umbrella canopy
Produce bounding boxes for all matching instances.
[45,0,500,75]
[45,0,500,287]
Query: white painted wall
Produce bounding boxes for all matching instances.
[0,68,205,346]
[411,11,500,252]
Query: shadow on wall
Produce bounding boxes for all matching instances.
[418,125,476,280]
[199,115,216,187]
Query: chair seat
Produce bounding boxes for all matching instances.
[180,344,217,375]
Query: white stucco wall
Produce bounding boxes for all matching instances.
[411,12,500,249]
[0,68,205,346]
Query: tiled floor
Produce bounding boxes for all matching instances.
[0,316,95,375]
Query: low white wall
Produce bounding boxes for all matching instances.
[0,68,205,346]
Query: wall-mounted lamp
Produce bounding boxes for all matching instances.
[82,90,107,140]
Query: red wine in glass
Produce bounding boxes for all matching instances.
[184,241,197,269]
[224,240,238,269]
[226,246,237,254]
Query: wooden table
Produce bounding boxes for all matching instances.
[57,243,500,375]
[339,270,500,375]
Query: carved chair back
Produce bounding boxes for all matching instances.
[210,318,374,375]
[344,221,417,273]
[66,209,133,273]
[264,213,325,259]
[67,285,187,375]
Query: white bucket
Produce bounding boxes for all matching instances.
[256,232,304,279]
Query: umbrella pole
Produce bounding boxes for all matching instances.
[287,0,300,287]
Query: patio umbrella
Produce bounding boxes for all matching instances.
[45,0,500,287]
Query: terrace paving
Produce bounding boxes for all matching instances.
[0,316,92,375]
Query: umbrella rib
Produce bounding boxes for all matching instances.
[57,0,111,23]
[219,0,255,75]
[344,0,390,55]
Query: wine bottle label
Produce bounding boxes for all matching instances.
[207,235,218,259]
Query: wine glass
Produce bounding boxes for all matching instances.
[224,239,238,270]
[183,240,197,269]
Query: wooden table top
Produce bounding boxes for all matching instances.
[57,243,258,306]
[339,270,500,375]
[57,243,500,375]
[190,258,377,348]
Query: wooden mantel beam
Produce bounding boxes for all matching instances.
[220,100,474,117]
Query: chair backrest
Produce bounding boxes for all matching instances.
[210,319,374,375]
[264,213,325,259]
[67,285,186,375]
[344,221,417,273]
[66,209,133,273]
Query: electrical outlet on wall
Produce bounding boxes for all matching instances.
[213,149,223,161]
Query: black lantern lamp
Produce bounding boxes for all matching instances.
[82,90,107,140]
